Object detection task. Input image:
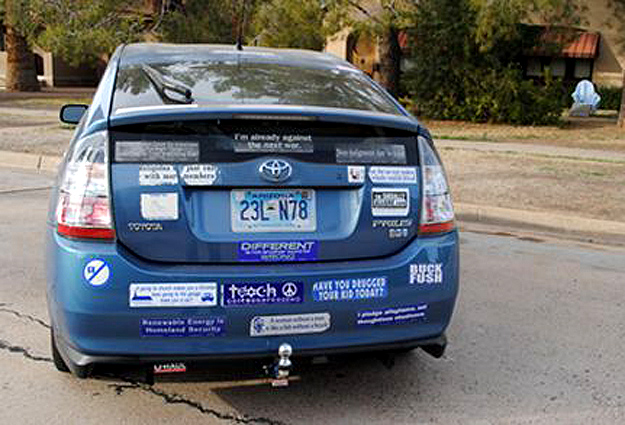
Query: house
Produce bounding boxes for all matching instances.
[324,0,625,89]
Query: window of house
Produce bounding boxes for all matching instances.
[526,57,542,77]
[550,58,566,77]
[574,59,592,79]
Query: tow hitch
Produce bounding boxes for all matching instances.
[265,343,293,387]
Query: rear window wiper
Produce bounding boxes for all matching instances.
[140,65,194,104]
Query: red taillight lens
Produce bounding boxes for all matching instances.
[55,131,114,240]
[418,136,455,235]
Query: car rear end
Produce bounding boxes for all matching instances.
[46,44,459,378]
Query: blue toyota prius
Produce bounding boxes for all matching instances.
[46,43,459,381]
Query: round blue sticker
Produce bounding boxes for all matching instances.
[83,259,110,286]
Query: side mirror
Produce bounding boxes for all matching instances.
[60,104,88,125]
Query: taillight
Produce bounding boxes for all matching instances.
[56,130,115,240]
[418,136,455,235]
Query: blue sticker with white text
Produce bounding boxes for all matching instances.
[140,317,225,337]
[312,277,388,302]
[238,241,318,262]
[356,304,428,327]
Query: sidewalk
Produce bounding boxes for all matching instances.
[436,139,625,163]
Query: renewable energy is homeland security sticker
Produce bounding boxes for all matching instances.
[83,259,110,286]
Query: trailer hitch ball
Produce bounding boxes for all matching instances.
[271,343,293,387]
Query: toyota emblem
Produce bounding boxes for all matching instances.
[259,159,292,183]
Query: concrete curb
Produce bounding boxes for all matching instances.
[1,149,624,244]
[0,150,62,173]
[456,203,625,245]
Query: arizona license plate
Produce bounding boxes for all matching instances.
[231,189,316,232]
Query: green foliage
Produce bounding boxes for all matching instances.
[252,0,325,50]
[29,0,144,67]
[402,0,567,125]
[597,86,623,110]
[159,0,238,44]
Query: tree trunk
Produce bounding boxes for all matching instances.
[618,70,625,128]
[376,26,401,98]
[5,25,40,92]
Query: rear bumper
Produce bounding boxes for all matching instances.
[46,227,459,365]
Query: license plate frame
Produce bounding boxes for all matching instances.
[231,189,317,233]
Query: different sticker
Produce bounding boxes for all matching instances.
[83,259,110,286]
[140,193,179,221]
[336,144,407,165]
[139,164,178,186]
[129,283,218,308]
[222,281,304,307]
[141,317,225,337]
[356,304,428,326]
[180,164,218,186]
[369,166,417,184]
[312,277,388,302]
[238,241,319,262]
[115,141,200,163]
[371,188,410,217]
[409,263,443,284]
[250,312,331,337]
[347,166,366,183]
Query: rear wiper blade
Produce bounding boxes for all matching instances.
[140,65,194,104]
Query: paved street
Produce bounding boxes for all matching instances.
[0,166,623,424]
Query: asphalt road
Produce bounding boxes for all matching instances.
[1,167,624,424]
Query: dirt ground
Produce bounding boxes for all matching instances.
[440,148,625,223]
[424,115,625,153]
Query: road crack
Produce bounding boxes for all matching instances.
[0,339,52,363]
[109,379,287,425]
[0,306,51,329]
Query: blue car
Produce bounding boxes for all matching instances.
[47,43,459,380]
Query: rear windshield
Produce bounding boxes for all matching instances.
[112,62,402,115]
[110,120,418,165]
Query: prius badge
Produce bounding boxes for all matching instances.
[259,159,292,183]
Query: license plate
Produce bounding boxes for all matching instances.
[231,189,316,232]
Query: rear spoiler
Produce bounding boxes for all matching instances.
[108,104,421,133]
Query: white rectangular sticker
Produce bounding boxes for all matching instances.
[115,141,199,162]
[139,165,178,186]
[369,166,417,184]
[181,164,218,186]
[250,312,330,337]
[347,166,365,183]
[140,193,179,221]
[130,283,218,307]
[372,188,410,217]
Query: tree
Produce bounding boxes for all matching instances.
[159,0,240,44]
[252,0,325,50]
[3,0,39,91]
[324,0,417,97]
[29,0,145,67]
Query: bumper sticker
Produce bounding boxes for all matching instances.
[223,281,304,307]
[250,312,330,337]
[409,264,443,285]
[130,283,218,308]
[369,166,417,184]
[141,317,225,337]
[371,188,410,217]
[115,141,199,163]
[180,164,218,186]
[238,240,318,262]
[356,304,428,326]
[312,277,388,302]
[83,259,110,286]
[139,165,178,186]
[347,166,365,183]
[140,193,179,221]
